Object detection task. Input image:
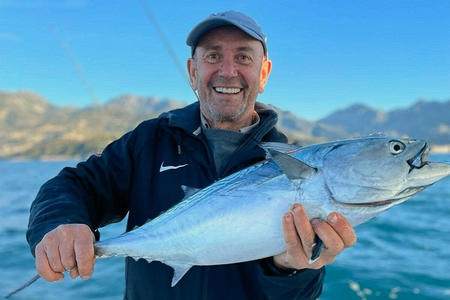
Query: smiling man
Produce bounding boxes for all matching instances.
[187,25,271,131]
[27,11,356,300]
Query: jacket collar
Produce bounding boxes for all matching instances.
[163,102,202,134]
[163,101,279,138]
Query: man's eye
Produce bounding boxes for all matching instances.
[237,54,251,63]
[205,53,219,62]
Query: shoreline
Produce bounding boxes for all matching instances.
[1,151,449,162]
[430,145,450,154]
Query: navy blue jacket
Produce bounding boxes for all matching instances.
[27,102,325,300]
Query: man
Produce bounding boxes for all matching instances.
[27,11,356,299]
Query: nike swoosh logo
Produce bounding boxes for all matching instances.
[159,161,188,173]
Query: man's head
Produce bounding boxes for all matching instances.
[186,11,272,130]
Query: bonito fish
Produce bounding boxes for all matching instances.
[6,136,450,297]
[93,136,450,286]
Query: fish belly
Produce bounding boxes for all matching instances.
[96,161,298,266]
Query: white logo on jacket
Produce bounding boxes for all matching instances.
[159,161,188,173]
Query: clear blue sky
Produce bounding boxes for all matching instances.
[1,0,449,120]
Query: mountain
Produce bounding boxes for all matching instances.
[316,103,388,135]
[0,91,185,159]
[272,107,349,145]
[0,90,448,159]
[318,100,450,145]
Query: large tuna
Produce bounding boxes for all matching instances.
[6,136,450,298]
[93,136,450,286]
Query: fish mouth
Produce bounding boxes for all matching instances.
[327,184,428,207]
[338,198,400,207]
[407,142,429,170]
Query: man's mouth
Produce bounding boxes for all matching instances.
[214,87,242,94]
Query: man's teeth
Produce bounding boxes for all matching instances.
[214,87,241,94]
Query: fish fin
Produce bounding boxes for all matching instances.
[168,263,192,287]
[181,185,201,199]
[309,235,324,264]
[122,224,143,234]
[259,142,301,155]
[268,149,317,180]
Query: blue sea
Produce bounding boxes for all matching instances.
[1,156,449,300]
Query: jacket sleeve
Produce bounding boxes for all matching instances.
[26,127,140,256]
[257,258,325,299]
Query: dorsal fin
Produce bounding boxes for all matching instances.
[260,142,301,154]
[268,149,317,180]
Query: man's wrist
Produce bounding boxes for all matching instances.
[261,257,298,276]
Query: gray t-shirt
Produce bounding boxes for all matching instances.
[202,128,247,174]
[201,113,260,175]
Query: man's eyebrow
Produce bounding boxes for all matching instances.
[200,45,257,53]
[236,46,256,53]
[201,45,222,52]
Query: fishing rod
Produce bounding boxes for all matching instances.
[4,275,40,299]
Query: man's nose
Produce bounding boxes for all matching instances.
[218,57,238,78]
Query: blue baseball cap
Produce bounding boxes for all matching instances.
[186,11,267,56]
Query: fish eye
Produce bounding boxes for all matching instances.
[389,140,405,155]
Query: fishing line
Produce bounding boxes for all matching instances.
[50,26,100,105]
[138,0,199,101]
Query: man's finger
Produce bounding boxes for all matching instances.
[69,266,79,279]
[43,237,65,273]
[311,220,344,264]
[74,233,95,279]
[327,212,357,248]
[35,244,64,282]
[59,238,76,272]
[281,212,307,267]
[291,204,315,259]
[282,213,300,249]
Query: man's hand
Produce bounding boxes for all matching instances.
[34,224,95,281]
[273,203,356,270]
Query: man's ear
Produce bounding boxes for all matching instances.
[187,58,198,90]
[258,58,272,93]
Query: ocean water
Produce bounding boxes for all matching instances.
[0,156,449,300]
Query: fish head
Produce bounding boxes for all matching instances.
[321,136,450,223]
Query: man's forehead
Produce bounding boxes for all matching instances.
[196,26,264,54]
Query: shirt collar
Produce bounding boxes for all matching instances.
[200,111,260,134]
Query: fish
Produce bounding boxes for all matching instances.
[94,136,450,285]
[5,136,450,298]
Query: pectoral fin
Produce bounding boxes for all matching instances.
[268,149,317,180]
[181,185,201,199]
[168,263,192,287]
[260,142,301,154]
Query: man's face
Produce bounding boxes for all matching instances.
[187,26,271,127]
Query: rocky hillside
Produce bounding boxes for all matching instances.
[0,90,448,159]
[318,101,450,145]
[0,91,183,158]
